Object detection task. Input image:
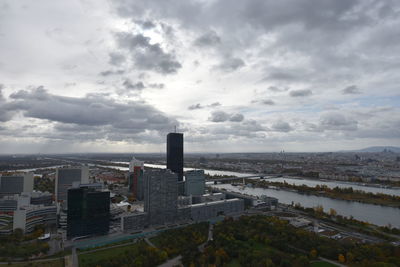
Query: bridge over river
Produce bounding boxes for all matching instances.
[206,174,274,183]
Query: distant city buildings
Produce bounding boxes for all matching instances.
[0,173,33,196]
[55,166,89,202]
[185,170,205,196]
[67,186,110,239]
[167,132,184,181]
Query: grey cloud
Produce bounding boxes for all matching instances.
[215,57,245,72]
[342,85,361,94]
[189,102,221,110]
[148,83,165,89]
[135,19,156,29]
[289,89,312,97]
[209,110,230,122]
[188,103,203,110]
[115,33,181,74]
[209,111,244,122]
[54,123,100,133]
[0,84,4,100]
[7,87,178,136]
[266,72,299,81]
[194,31,221,47]
[268,86,288,92]
[319,112,358,131]
[262,99,275,105]
[209,119,265,139]
[229,113,244,122]
[64,82,77,87]
[123,79,145,90]
[109,52,126,66]
[0,86,15,122]
[252,99,275,105]
[209,102,221,107]
[99,70,125,76]
[271,121,293,132]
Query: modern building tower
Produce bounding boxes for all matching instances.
[185,170,205,196]
[55,166,89,203]
[144,169,178,225]
[67,187,110,239]
[0,173,34,196]
[128,157,144,200]
[166,132,184,181]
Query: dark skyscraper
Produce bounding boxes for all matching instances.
[67,187,110,239]
[167,132,183,181]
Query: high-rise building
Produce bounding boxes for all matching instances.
[167,133,184,181]
[185,170,205,196]
[67,187,110,239]
[144,169,178,225]
[55,166,89,202]
[128,157,144,200]
[0,173,33,196]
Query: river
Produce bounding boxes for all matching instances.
[213,184,400,228]
[110,163,400,197]
[9,162,400,227]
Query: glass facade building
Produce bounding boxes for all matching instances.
[166,133,184,181]
[67,187,110,239]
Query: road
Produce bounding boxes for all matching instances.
[72,247,78,267]
[48,237,62,255]
[158,255,182,267]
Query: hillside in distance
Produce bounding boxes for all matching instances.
[348,146,400,153]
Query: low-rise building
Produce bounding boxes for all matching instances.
[0,194,56,235]
[190,198,244,221]
[121,212,147,232]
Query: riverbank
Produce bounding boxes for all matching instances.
[289,203,400,241]
[249,180,400,208]
[213,183,400,227]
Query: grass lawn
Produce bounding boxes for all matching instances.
[311,260,340,267]
[8,259,64,267]
[78,242,141,266]
[227,259,242,267]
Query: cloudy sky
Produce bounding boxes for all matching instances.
[0,0,399,153]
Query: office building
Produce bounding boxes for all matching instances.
[24,191,53,206]
[128,157,144,200]
[67,187,110,239]
[190,198,244,221]
[167,133,184,181]
[0,173,33,196]
[0,194,56,235]
[13,205,57,233]
[121,212,147,232]
[144,169,178,225]
[55,166,89,202]
[185,170,205,196]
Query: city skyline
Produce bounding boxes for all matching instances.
[0,0,400,154]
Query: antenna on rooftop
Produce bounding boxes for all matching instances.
[174,125,177,133]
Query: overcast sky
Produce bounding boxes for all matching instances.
[0,0,399,154]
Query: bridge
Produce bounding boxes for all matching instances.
[206,174,272,183]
